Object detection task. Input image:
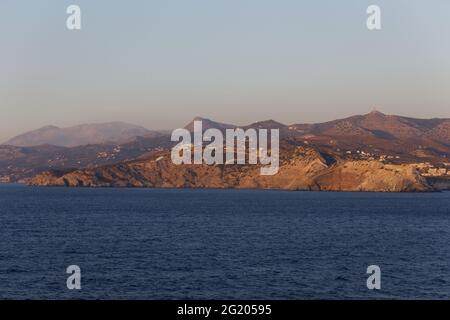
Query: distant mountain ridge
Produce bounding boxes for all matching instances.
[292,111,450,144]
[5,111,449,148]
[1,111,449,183]
[4,122,160,147]
[183,112,450,144]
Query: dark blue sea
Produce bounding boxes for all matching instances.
[0,184,449,299]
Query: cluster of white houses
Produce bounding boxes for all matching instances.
[342,149,449,177]
[415,162,450,177]
[343,150,401,162]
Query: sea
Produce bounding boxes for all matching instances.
[0,184,449,299]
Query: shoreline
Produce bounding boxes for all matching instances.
[0,182,446,193]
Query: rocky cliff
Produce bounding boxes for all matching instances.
[29,146,435,192]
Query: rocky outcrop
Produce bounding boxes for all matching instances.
[29,147,434,192]
[313,161,431,192]
[426,177,450,191]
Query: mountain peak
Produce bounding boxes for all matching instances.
[184,117,235,131]
[368,109,386,116]
[40,125,60,130]
[192,116,207,122]
[247,120,286,129]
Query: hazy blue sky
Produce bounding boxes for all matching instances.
[1,0,449,141]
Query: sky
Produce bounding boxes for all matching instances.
[1,0,450,141]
